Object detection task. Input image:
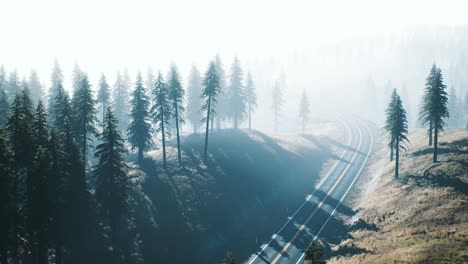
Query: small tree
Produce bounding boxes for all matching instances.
[167,65,185,165]
[202,61,221,162]
[299,89,310,134]
[112,72,130,132]
[95,107,129,262]
[151,72,171,169]
[128,73,152,163]
[384,89,409,178]
[304,240,325,264]
[245,72,257,130]
[419,65,449,162]
[272,81,284,133]
[222,251,237,264]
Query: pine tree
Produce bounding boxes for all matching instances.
[464,90,468,129]
[21,83,35,126]
[299,89,310,134]
[384,89,409,178]
[227,57,246,129]
[112,72,130,132]
[214,55,228,129]
[97,73,111,123]
[95,107,129,262]
[202,61,221,163]
[245,72,257,130]
[186,66,203,133]
[272,81,283,133]
[0,73,9,126]
[222,251,237,264]
[128,73,152,163]
[72,73,97,167]
[146,66,155,95]
[72,63,84,95]
[167,65,185,164]
[48,60,64,122]
[151,72,171,169]
[448,86,461,127]
[29,70,43,104]
[6,70,20,103]
[304,240,325,264]
[419,65,449,162]
[0,128,13,264]
[52,85,72,134]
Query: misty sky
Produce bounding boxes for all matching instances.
[1,0,467,132]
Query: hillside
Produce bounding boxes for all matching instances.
[328,129,468,264]
[126,122,346,263]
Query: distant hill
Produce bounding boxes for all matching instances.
[328,129,468,264]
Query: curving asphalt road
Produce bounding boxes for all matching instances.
[246,117,374,264]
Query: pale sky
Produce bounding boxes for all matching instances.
[1,0,467,131]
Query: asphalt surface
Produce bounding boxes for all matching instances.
[246,117,374,264]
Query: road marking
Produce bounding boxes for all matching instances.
[294,118,374,264]
[270,120,364,264]
[247,120,353,264]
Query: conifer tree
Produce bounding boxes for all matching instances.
[0,128,12,264]
[304,240,325,264]
[48,60,64,121]
[95,107,129,262]
[0,78,9,126]
[112,72,130,132]
[6,70,20,103]
[29,70,43,104]
[222,251,237,264]
[384,89,409,178]
[128,73,152,163]
[299,89,310,134]
[52,85,72,134]
[151,72,171,169]
[227,57,246,129]
[167,65,185,164]
[448,86,461,127]
[419,65,449,162]
[72,63,84,95]
[214,55,228,129]
[202,61,221,162]
[21,83,35,126]
[272,81,283,133]
[72,74,97,167]
[186,66,203,133]
[97,73,111,123]
[146,66,155,95]
[245,72,257,130]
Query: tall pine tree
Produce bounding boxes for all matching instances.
[167,65,185,164]
[202,61,221,162]
[128,73,152,163]
[29,70,43,104]
[214,55,228,129]
[0,128,12,264]
[227,57,246,129]
[48,60,64,122]
[112,72,130,132]
[186,66,203,133]
[151,72,171,169]
[6,70,20,103]
[272,81,283,133]
[0,74,9,126]
[97,73,111,124]
[95,107,129,262]
[245,72,257,130]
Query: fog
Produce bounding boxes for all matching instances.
[1,0,467,132]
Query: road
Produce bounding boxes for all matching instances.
[246,117,374,264]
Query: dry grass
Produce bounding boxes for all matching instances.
[328,128,468,264]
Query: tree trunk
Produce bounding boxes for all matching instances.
[395,138,399,178]
[204,96,211,163]
[433,126,438,162]
[429,121,433,146]
[161,111,167,169]
[174,102,181,165]
[390,145,394,161]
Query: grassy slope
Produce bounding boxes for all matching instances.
[128,123,345,263]
[328,129,468,264]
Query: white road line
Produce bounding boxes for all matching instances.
[248,119,352,264]
[294,118,374,264]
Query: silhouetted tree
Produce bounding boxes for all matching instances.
[227,57,245,129]
[214,55,228,129]
[151,72,171,169]
[29,70,43,104]
[52,86,72,134]
[245,72,257,130]
[168,65,185,164]
[419,64,449,162]
[222,251,237,264]
[0,128,12,264]
[72,74,97,167]
[299,89,310,134]
[304,240,325,264]
[272,81,283,133]
[48,60,64,122]
[128,73,152,163]
[95,107,129,262]
[202,61,221,162]
[186,66,203,133]
[384,89,409,178]
[97,74,111,123]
